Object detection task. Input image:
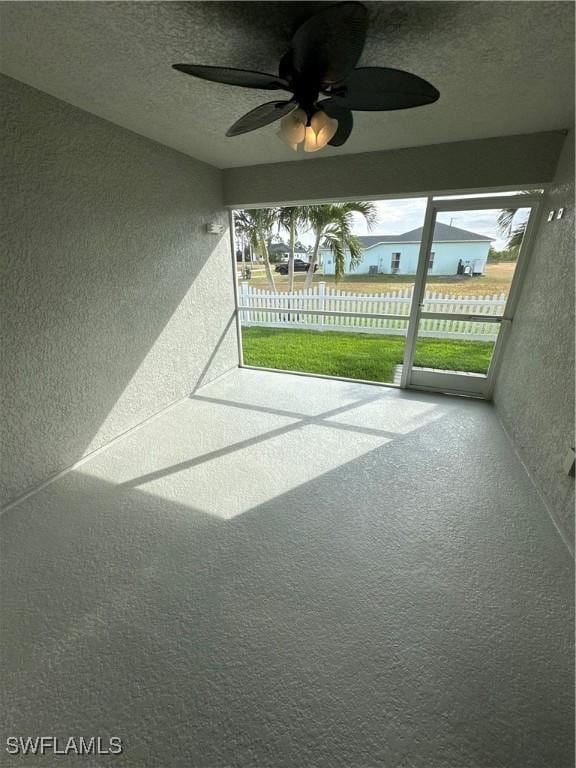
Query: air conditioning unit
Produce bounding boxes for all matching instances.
[368,265,379,275]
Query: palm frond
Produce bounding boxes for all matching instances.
[294,201,379,287]
[337,201,378,230]
[496,208,516,235]
[508,225,526,249]
[329,237,347,280]
[234,208,279,256]
[345,234,363,269]
[497,190,540,248]
[277,206,310,233]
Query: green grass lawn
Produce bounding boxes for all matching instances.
[242,327,494,383]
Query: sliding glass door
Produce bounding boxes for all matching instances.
[232,193,541,398]
[401,194,541,396]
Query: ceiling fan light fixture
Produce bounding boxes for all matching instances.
[173,2,440,149]
[278,108,307,149]
[308,110,338,151]
[279,108,339,152]
[303,110,338,153]
[303,124,321,152]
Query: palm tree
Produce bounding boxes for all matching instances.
[277,206,310,291]
[497,190,539,253]
[234,208,278,290]
[301,202,378,290]
[233,218,251,269]
[497,207,526,253]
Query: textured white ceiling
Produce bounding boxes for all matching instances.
[0,1,574,169]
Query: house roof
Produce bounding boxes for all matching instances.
[357,222,493,249]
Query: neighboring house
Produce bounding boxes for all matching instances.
[268,241,309,262]
[322,221,493,276]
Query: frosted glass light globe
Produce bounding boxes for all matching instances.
[303,111,338,152]
[278,109,307,149]
[278,108,338,152]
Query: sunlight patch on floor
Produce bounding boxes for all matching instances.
[77,369,446,520]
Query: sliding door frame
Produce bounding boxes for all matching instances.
[401,194,543,397]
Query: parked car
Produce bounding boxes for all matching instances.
[275,259,318,275]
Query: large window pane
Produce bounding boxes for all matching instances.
[234,198,427,384]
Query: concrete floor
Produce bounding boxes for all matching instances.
[1,369,573,767]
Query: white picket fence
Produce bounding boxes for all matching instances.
[239,283,507,340]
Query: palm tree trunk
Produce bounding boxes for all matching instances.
[303,233,321,291]
[259,233,276,291]
[288,221,296,292]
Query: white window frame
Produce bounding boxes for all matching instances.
[399,194,542,397]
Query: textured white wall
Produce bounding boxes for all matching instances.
[0,75,238,507]
[223,132,566,207]
[494,129,575,548]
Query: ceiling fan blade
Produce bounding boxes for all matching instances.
[333,67,440,111]
[319,99,353,146]
[226,100,296,137]
[172,64,290,91]
[278,50,294,83]
[291,2,368,86]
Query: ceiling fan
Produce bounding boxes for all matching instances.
[172,1,439,153]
